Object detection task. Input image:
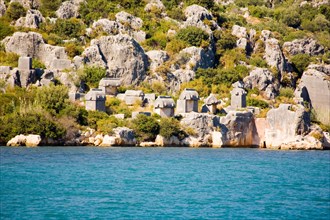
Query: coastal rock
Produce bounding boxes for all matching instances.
[283,38,324,56]
[113,127,137,146]
[56,1,80,19]
[6,134,41,147]
[0,0,6,17]
[15,9,45,29]
[155,135,180,146]
[297,64,330,125]
[82,34,148,85]
[264,38,288,72]
[183,4,219,34]
[265,104,311,148]
[181,136,202,147]
[146,50,169,72]
[99,135,119,147]
[25,134,41,147]
[140,142,157,147]
[243,67,279,99]
[219,111,257,147]
[2,32,67,68]
[180,112,220,146]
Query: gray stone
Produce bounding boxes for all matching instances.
[146,50,169,72]
[56,1,80,19]
[85,88,106,112]
[99,78,121,96]
[124,90,144,105]
[18,56,32,70]
[0,66,11,75]
[0,0,6,17]
[264,38,288,72]
[283,38,324,56]
[154,96,175,117]
[230,87,247,109]
[232,25,247,38]
[176,88,199,113]
[144,0,166,13]
[144,93,156,106]
[10,0,40,9]
[50,59,72,71]
[201,94,218,114]
[113,127,136,146]
[92,19,119,35]
[15,9,45,29]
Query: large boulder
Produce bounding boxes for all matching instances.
[146,50,169,72]
[263,38,288,72]
[243,67,279,99]
[219,111,258,147]
[15,9,45,29]
[116,11,143,30]
[283,38,324,56]
[297,64,330,126]
[180,112,220,146]
[113,127,137,146]
[56,1,80,19]
[7,134,41,147]
[232,25,247,39]
[82,34,148,85]
[2,32,67,68]
[183,4,220,34]
[92,19,119,35]
[0,0,6,17]
[25,134,41,147]
[265,104,311,148]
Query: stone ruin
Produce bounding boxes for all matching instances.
[99,78,121,96]
[230,87,247,109]
[85,88,106,112]
[15,56,37,88]
[123,90,144,106]
[176,88,199,113]
[154,96,176,118]
[201,94,219,114]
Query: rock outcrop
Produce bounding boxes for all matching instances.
[0,0,6,17]
[146,50,169,72]
[283,38,324,56]
[144,0,166,13]
[2,32,68,68]
[82,34,148,85]
[10,0,40,9]
[243,67,279,99]
[297,64,330,125]
[7,134,41,147]
[183,4,220,34]
[265,104,312,149]
[15,9,45,29]
[263,38,288,72]
[56,0,81,19]
[113,127,137,146]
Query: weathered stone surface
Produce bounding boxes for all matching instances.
[10,0,40,9]
[283,38,324,56]
[15,9,45,29]
[183,4,219,34]
[265,104,311,148]
[298,64,330,125]
[243,67,279,99]
[219,111,257,146]
[113,127,137,146]
[144,0,166,13]
[0,0,6,17]
[82,34,148,85]
[50,59,72,71]
[116,11,143,30]
[92,19,119,35]
[2,32,67,68]
[56,0,80,19]
[146,50,169,72]
[264,38,288,72]
[99,135,119,147]
[180,112,220,146]
[155,135,180,146]
[232,25,247,39]
[7,134,41,147]
[178,46,215,71]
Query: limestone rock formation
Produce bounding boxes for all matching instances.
[155,135,180,146]
[265,104,311,148]
[7,134,41,147]
[146,50,169,72]
[183,4,220,34]
[92,19,119,35]
[82,34,148,85]
[15,9,45,29]
[232,25,247,39]
[283,38,324,56]
[180,112,220,146]
[144,0,166,13]
[99,135,120,147]
[113,127,137,146]
[56,0,80,19]
[297,64,330,125]
[219,111,257,146]
[10,0,40,9]
[0,0,6,17]
[243,67,279,99]
[264,38,288,72]
[2,32,67,68]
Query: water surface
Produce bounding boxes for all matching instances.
[1,147,329,219]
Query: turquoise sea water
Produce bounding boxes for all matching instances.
[0,147,329,219]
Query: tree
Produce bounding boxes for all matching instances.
[176,27,209,47]
[79,66,107,89]
[131,114,160,141]
[5,2,26,21]
[159,118,181,139]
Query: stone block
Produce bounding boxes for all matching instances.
[18,57,32,70]
[50,59,72,71]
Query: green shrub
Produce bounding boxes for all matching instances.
[279,87,294,98]
[64,42,84,58]
[32,59,46,69]
[131,114,160,141]
[0,52,19,67]
[281,9,301,28]
[79,0,117,25]
[249,6,272,18]
[0,19,14,40]
[39,0,63,17]
[159,118,181,139]
[290,54,310,75]
[97,116,125,134]
[79,66,107,88]
[5,2,26,21]
[176,27,209,47]
[247,98,269,109]
[105,97,132,118]
[86,110,109,130]
[54,18,86,39]
[165,38,188,55]
[214,30,237,56]
[35,84,69,115]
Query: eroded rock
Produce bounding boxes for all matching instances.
[283,38,324,56]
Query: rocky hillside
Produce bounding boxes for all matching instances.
[0,0,329,147]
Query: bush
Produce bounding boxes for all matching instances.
[39,0,63,17]
[279,87,294,98]
[97,116,125,134]
[79,66,107,88]
[35,84,69,115]
[214,30,237,56]
[79,0,117,25]
[290,54,310,75]
[165,38,188,55]
[32,59,46,69]
[176,27,209,47]
[0,52,19,67]
[86,111,109,130]
[159,118,181,139]
[65,42,84,58]
[131,114,160,141]
[54,18,86,39]
[247,98,269,109]
[5,2,26,21]
[0,19,14,40]
[281,9,301,28]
